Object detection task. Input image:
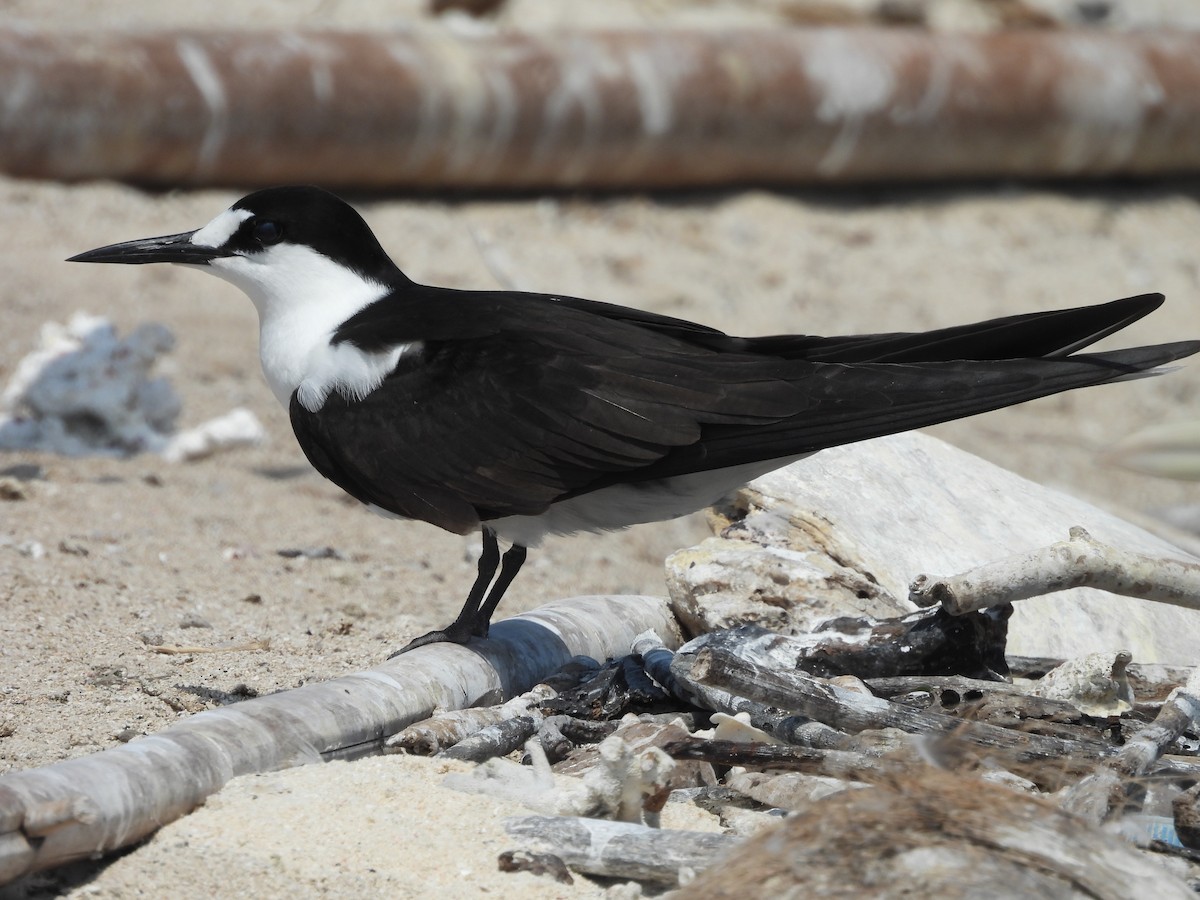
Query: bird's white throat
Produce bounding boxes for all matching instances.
[189,234,409,411]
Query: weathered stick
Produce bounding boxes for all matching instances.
[533,717,576,764]
[683,645,1114,777]
[0,595,681,885]
[438,716,541,764]
[1006,656,1067,678]
[864,674,1029,700]
[7,29,1200,188]
[385,683,557,755]
[911,526,1200,616]
[539,715,618,760]
[665,737,887,782]
[662,641,836,749]
[863,674,1093,727]
[1060,668,1200,823]
[503,815,735,886]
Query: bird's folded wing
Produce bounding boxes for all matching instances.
[290,312,809,532]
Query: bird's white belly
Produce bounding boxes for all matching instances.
[487,455,811,547]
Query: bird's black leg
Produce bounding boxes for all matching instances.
[471,544,527,639]
[389,529,501,656]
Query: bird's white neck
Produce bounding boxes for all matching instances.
[202,245,396,410]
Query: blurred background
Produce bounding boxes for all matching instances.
[2,0,1200,769]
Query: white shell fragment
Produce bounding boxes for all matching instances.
[709,711,785,746]
[0,313,263,461]
[161,407,266,463]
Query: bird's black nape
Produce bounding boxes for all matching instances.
[389,530,528,655]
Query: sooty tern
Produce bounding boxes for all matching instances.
[70,186,1200,651]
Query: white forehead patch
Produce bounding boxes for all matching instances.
[191,207,253,248]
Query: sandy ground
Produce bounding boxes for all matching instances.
[3,2,1200,898]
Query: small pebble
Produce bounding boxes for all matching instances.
[18,541,45,559]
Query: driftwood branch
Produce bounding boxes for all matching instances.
[664,737,889,783]
[385,683,559,755]
[863,674,1096,728]
[911,526,1200,616]
[503,815,735,886]
[438,716,542,764]
[0,595,681,884]
[7,29,1200,188]
[681,644,1115,784]
[1060,669,1200,823]
[658,644,840,749]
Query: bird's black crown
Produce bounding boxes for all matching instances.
[229,185,404,285]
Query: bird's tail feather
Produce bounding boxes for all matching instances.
[600,338,1200,487]
[747,293,1166,363]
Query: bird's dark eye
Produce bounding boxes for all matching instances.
[252,219,283,245]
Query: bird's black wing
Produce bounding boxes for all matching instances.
[291,288,1199,533]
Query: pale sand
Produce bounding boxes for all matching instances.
[3,2,1200,897]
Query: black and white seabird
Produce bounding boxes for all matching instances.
[70,186,1200,651]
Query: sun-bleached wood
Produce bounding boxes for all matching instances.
[1059,667,1200,823]
[680,643,1113,788]
[692,432,1200,661]
[911,526,1200,615]
[0,594,682,885]
[504,815,735,886]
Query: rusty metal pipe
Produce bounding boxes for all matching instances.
[2,27,1200,188]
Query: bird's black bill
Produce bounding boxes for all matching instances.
[67,231,232,265]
